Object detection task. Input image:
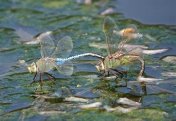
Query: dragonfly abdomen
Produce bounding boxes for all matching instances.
[66,53,104,60]
[56,53,104,65]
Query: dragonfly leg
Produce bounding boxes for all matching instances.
[47,73,56,81]
[98,70,106,77]
[107,70,110,77]
[114,69,128,87]
[141,82,147,95]
[109,69,127,87]
[39,73,43,90]
[104,70,108,77]
[44,72,56,84]
[108,69,118,78]
[104,70,111,79]
[111,68,125,78]
[127,55,145,77]
[30,72,38,85]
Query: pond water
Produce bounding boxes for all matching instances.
[0,0,176,120]
[117,0,176,25]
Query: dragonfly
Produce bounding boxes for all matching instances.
[95,16,145,81]
[26,31,104,87]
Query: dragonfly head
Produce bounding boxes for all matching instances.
[27,62,37,73]
[96,60,105,72]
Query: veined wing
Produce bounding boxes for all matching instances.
[38,32,73,59]
[103,17,143,56]
[103,16,121,55]
[43,58,73,75]
[55,61,73,75]
[122,44,147,56]
[38,31,56,58]
[116,24,137,39]
[48,36,73,75]
[51,36,73,58]
[115,24,143,52]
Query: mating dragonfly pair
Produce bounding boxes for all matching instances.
[26,16,144,88]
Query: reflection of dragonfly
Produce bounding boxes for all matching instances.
[96,16,145,80]
[27,31,103,87]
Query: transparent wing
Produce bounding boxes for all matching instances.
[124,24,142,40]
[103,16,121,55]
[123,44,147,56]
[38,31,56,58]
[54,61,73,76]
[113,24,143,56]
[126,24,138,33]
[52,36,73,58]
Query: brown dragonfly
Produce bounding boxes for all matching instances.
[95,16,145,87]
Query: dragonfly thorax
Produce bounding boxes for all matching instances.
[35,58,55,73]
[27,58,56,73]
[99,53,127,71]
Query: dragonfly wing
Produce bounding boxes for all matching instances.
[125,24,143,40]
[103,16,120,55]
[38,31,56,58]
[126,24,138,32]
[52,36,73,58]
[117,24,143,54]
[55,61,73,76]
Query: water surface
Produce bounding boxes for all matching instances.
[117,0,176,25]
[0,0,176,120]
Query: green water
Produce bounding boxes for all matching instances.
[0,0,176,121]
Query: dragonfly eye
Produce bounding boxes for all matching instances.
[27,62,37,73]
[95,62,100,71]
[96,61,105,72]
